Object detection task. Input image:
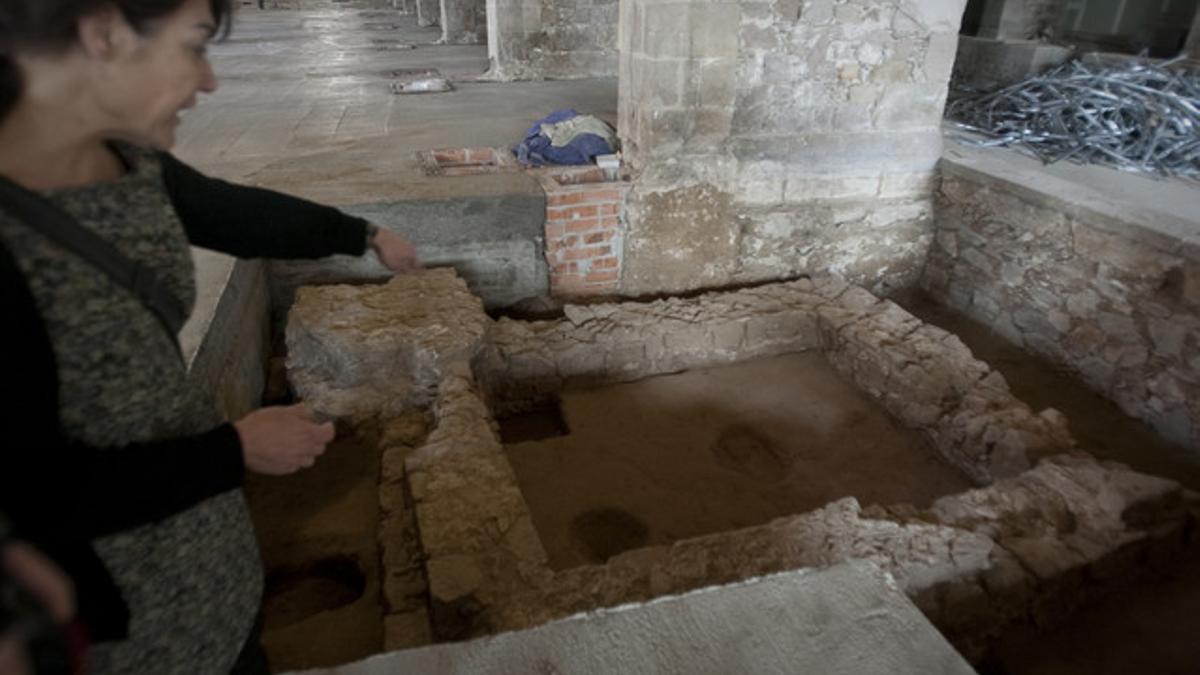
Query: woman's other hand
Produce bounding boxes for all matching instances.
[371,226,422,274]
[234,404,335,475]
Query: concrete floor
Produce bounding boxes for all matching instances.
[177,6,618,205]
[504,353,973,570]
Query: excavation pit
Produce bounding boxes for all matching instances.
[503,352,973,570]
[285,269,1197,660]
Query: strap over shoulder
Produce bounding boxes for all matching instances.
[0,174,187,353]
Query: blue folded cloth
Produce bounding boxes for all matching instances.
[515,109,616,167]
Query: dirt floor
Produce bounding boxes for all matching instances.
[243,423,383,672]
[895,290,1200,675]
[503,352,974,570]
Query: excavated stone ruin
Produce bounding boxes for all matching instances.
[285,268,1199,659]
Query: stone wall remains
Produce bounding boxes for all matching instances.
[285,269,1197,660]
[486,0,619,80]
[923,161,1200,451]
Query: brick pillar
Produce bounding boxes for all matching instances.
[537,168,631,297]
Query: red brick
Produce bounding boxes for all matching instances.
[565,218,601,233]
[563,246,610,261]
[544,223,566,238]
[551,276,588,291]
[433,149,465,163]
[598,203,620,216]
[582,189,622,203]
[551,262,579,274]
[546,205,598,221]
[584,270,619,283]
[442,166,498,177]
[546,192,587,207]
[584,231,614,244]
[600,216,619,227]
[591,256,619,269]
[465,148,494,163]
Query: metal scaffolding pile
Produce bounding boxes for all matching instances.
[948,57,1200,179]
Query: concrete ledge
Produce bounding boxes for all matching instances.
[183,251,271,421]
[289,560,975,675]
[940,141,1200,262]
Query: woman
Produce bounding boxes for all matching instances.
[0,1,420,672]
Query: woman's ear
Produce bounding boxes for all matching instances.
[76,5,134,61]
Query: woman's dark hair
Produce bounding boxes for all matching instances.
[0,0,233,119]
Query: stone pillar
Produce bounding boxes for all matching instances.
[440,0,487,43]
[486,0,539,76]
[486,0,618,79]
[417,0,440,28]
[978,0,1067,40]
[618,0,738,165]
[618,0,971,297]
[617,0,742,292]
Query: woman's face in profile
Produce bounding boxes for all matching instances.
[96,0,220,150]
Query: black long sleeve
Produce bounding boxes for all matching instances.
[159,152,369,258]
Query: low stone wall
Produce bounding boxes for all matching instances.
[285,270,1196,662]
[486,275,1071,483]
[286,269,491,420]
[923,152,1200,451]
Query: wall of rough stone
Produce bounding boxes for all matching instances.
[616,0,966,298]
[486,0,619,79]
[923,160,1200,451]
[285,269,1197,659]
[485,275,1072,484]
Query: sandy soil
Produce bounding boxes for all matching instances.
[503,352,973,570]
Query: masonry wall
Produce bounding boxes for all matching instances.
[486,0,619,79]
[922,163,1200,451]
[617,0,967,297]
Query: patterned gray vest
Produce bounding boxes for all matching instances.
[0,144,262,674]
